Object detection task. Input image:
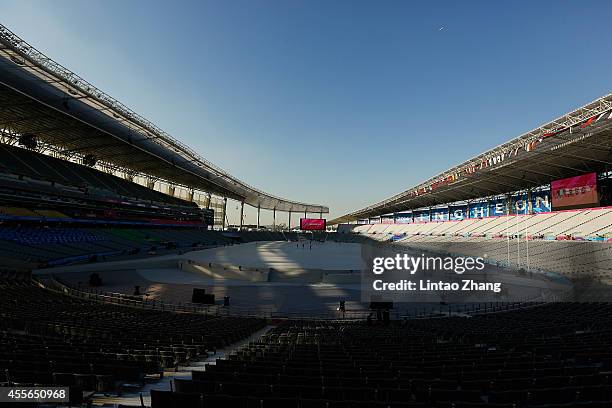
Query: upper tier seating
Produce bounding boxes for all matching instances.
[0,143,192,207]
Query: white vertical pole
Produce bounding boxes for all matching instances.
[239,201,245,230]
[506,198,510,266]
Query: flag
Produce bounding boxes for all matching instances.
[542,129,560,138]
[579,115,597,128]
[524,140,538,152]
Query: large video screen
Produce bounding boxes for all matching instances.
[551,172,598,210]
[300,218,326,230]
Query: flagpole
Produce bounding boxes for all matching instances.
[506,205,510,267]
[526,224,529,273]
[516,206,520,268]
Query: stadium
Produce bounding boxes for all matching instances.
[1,10,612,408]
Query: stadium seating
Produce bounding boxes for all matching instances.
[153,303,612,408]
[0,275,265,398]
[0,206,39,217]
[0,226,237,266]
[0,143,190,207]
[350,208,612,240]
[0,226,104,245]
[409,237,609,277]
[0,226,336,267]
[32,209,69,218]
[0,144,210,237]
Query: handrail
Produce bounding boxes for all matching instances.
[42,271,563,321]
[47,275,233,317]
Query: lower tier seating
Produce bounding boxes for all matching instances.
[0,226,235,266]
[353,208,612,240]
[153,303,612,408]
[0,277,265,399]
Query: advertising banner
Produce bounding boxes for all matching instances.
[300,218,326,230]
[449,205,467,220]
[489,198,507,217]
[469,202,488,218]
[381,216,394,224]
[414,210,430,222]
[430,208,449,222]
[511,193,529,215]
[394,213,413,224]
[532,191,551,213]
[551,173,598,209]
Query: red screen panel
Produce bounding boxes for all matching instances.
[551,172,598,209]
[300,218,326,230]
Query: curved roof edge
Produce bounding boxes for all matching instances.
[0,24,328,214]
[331,93,612,224]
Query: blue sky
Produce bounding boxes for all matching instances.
[2,0,612,224]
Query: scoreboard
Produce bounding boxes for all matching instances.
[300,218,326,231]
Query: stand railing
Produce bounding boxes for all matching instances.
[45,274,562,322]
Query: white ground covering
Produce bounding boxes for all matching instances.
[179,241,363,270]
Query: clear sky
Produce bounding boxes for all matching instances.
[2,0,612,225]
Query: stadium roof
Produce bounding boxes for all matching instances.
[0,24,328,214]
[331,94,612,224]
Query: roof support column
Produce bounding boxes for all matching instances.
[288,210,292,230]
[239,201,245,231]
[206,193,212,209]
[527,189,533,215]
[505,194,512,215]
[319,211,322,219]
[222,197,227,230]
[257,205,261,229]
[273,208,276,230]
